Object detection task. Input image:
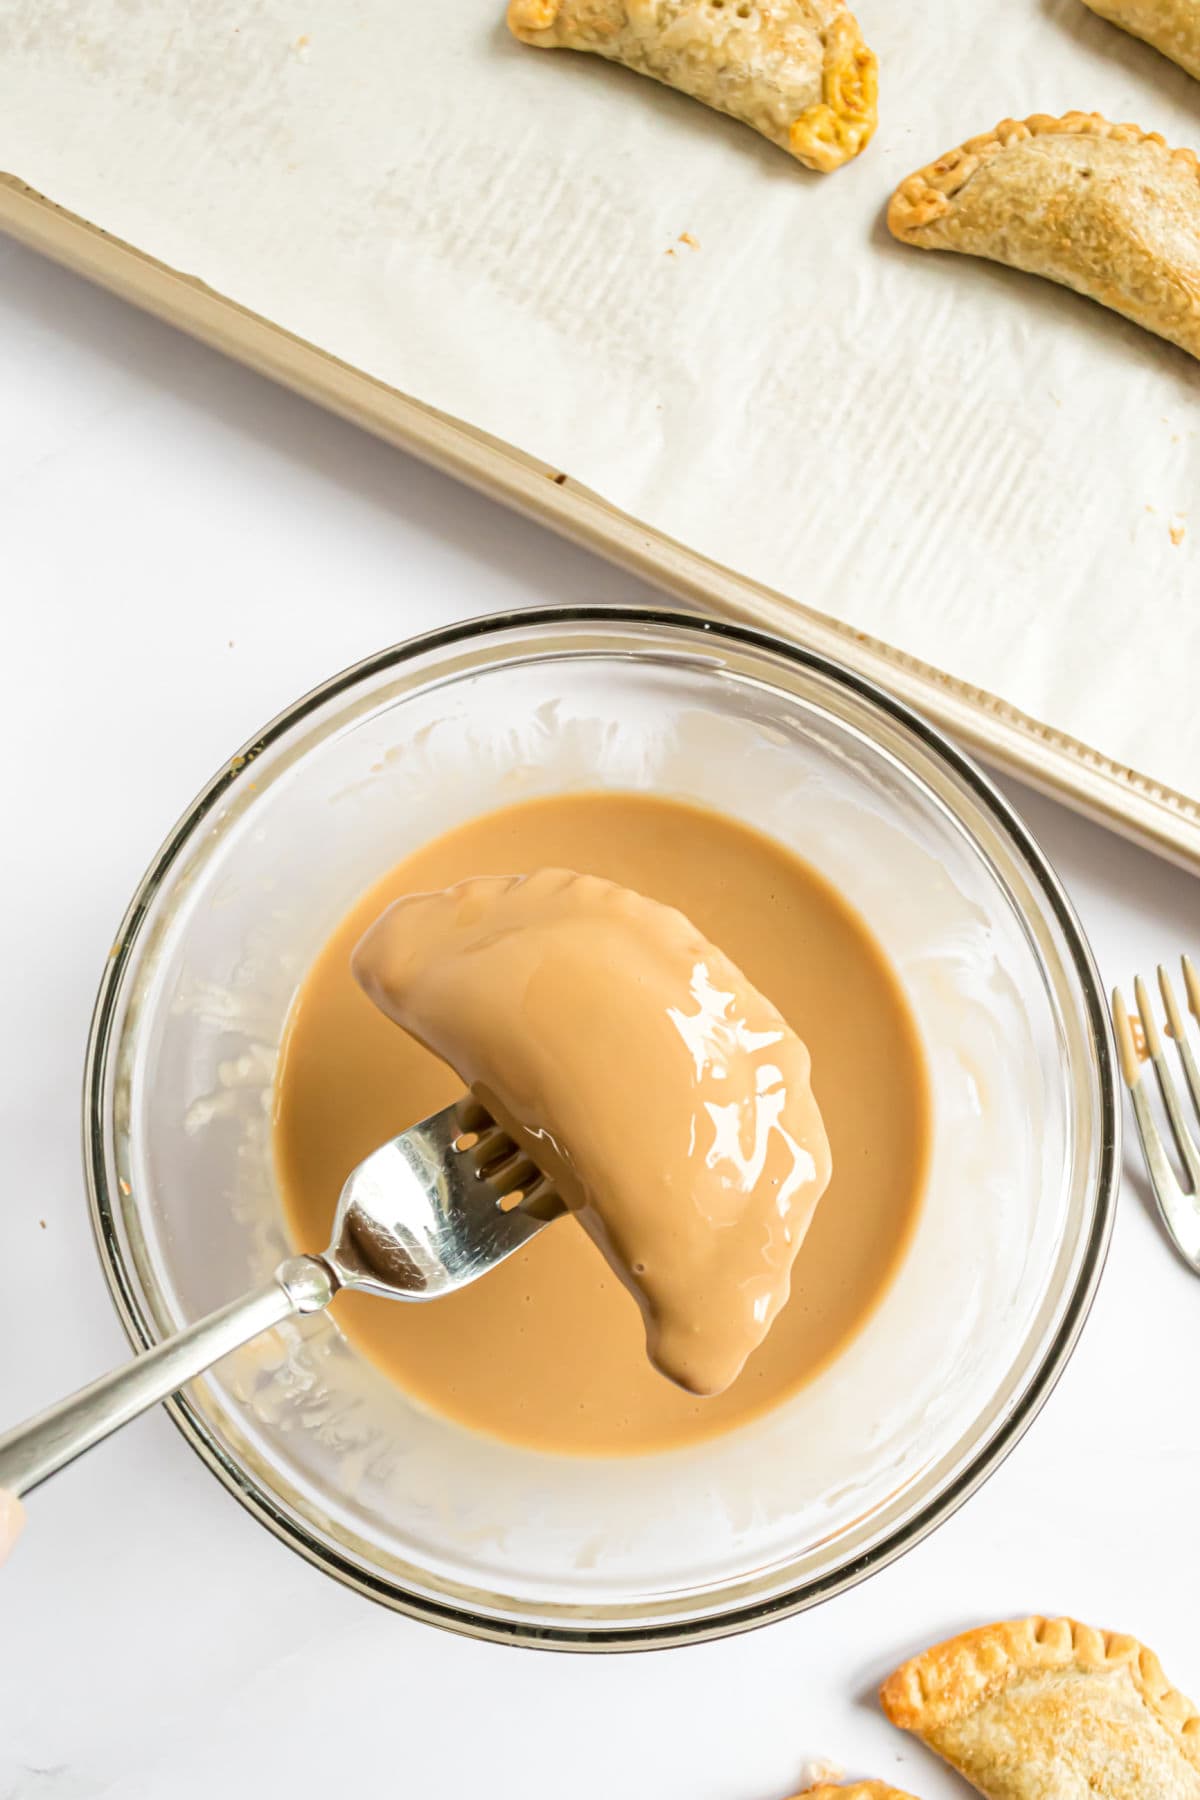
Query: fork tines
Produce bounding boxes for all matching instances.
[1112,955,1200,1270]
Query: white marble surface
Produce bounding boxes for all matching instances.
[1,234,1198,1800]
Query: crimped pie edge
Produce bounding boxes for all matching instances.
[795,1783,920,1799]
[789,11,878,172]
[879,1615,1200,1765]
[887,111,1200,239]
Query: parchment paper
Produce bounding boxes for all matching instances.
[4,0,1200,800]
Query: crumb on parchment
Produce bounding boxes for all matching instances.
[1171,521,1186,546]
[678,231,700,249]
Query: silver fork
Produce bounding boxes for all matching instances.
[1112,955,1200,1272]
[0,1099,560,1500]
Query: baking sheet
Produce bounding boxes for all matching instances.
[4,0,1200,865]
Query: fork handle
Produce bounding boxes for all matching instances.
[0,1256,335,1498]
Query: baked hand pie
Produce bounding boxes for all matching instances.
[1082,0,1200,80]
[506,0,878,172]
[352,868,832,1397]
[880,1616,1200,1798]
[888,112,1200,362]
[794,1785,921,1798]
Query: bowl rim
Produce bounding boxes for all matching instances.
[83,603,1120,1651]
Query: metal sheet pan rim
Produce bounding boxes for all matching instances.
[4,171,1197,874]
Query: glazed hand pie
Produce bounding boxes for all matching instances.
[506,0,878,172]
[888,112,1200,362]
[1082,0,1200,80]
[880,1616,1200,1798]
[353,869,832,1396]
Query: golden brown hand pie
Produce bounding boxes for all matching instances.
[506,0,877,172]
[880,1616,1200,1799]
[794,1784,920,1798]
[888,112,1200,362]
[1082,0,1200,80]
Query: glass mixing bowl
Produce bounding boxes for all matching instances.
[85,607,1118,1649]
